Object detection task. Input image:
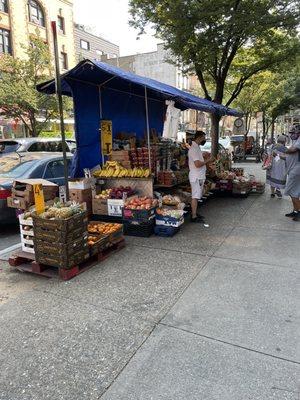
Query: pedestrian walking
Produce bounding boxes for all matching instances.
[266,135,288,198]
[283,126,300,221]
[188,131,214,222]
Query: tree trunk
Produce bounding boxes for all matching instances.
[211,113,221,157]
[270,120,275,142]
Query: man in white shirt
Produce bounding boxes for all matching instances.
[188,131,214,222]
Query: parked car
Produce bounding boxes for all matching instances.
[0,138,76,157]
[0,152,72,223]
[200,140,227,156]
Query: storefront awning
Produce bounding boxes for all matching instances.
[37,59,239,117]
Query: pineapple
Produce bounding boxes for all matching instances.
[70,204,82,215]
[39,211,52,219]
[46,207,58,218]
[55,207,73,219]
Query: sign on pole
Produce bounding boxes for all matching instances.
[101,120,112,155]
[33,184,45,215]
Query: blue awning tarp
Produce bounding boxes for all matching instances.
[37,59,240,176]
[37,59,239,116]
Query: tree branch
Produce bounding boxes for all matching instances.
[195,64,212,100]
[218,0,242,76]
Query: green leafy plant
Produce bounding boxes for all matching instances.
[129,0,300,155]
[0,36,72,137]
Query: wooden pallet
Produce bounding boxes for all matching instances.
[8,238,126,281]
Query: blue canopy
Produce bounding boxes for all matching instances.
[37,59,239,116]
[37,59,240,176]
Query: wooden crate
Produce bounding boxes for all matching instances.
[33,224,87,243]
[34,235,88,257]
[88,221,123,244]
[35,248,90,269]
[33,211,87,232]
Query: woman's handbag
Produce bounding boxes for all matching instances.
[262,154,273,170]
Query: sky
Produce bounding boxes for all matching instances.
[73,0,160,56]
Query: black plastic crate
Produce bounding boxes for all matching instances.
[123,207,156,223]
[123,221,154,237]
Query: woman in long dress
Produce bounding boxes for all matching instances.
[266,135,288,198]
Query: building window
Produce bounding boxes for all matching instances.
[0,0,8,13]
[28,0,45,27]
[80,39,90,50]
[60,52,68,70]
[57,15,65,34]
[0,28,11,54]
[96,49,103,56]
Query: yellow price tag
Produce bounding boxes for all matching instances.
[33,184,45,215]
[101,120,112,155]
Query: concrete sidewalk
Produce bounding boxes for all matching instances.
[0,164,299,400]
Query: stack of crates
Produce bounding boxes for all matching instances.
[33,212,89,269]
[19,214,35,254]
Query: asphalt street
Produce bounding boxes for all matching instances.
[0,222,20,252]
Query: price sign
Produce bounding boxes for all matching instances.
[59,186,67,203]
[101,120,112,155]
[33,184,45,215]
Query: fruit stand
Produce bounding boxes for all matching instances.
[4,60,262,281]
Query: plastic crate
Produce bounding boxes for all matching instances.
[155,214,184,227]
[123,207,156,223]
[154,225,180,237]
[123,221,154,237]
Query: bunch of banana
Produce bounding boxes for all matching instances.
[130,168,151,178]
[93,161,151,179]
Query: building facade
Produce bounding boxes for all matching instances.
[102,44,189,90]
[74,24,119,62]
[102,44,200,130]
[0,0,76,71]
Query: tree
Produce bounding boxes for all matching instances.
[129,0,300,155]
[0,36,71,137]
[233,65,300,146]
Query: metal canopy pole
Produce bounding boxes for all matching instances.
[144,86,152,170]
[51,21,69,200]
[99,86,104,166]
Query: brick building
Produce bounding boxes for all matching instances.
[0,0,76,70]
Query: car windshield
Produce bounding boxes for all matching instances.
[220,138,230,147]
[0,159,37,178]
[0,141,20,154]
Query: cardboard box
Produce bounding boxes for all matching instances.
[69,188,92,203]
[7,196,30,210]
[13,179,57,193]
[68,178,95,190]
[11,179,58,205]
[111,150,130,161]
[92,198,108,215]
